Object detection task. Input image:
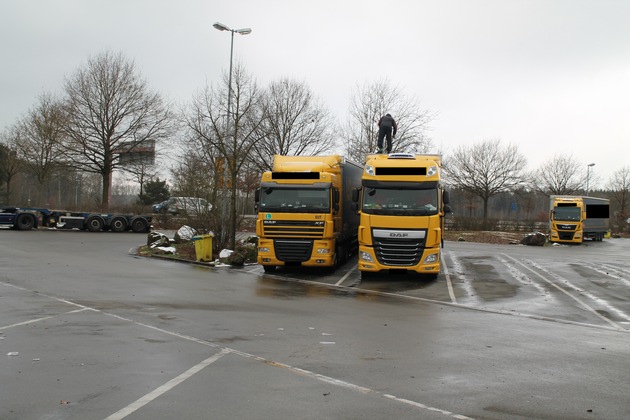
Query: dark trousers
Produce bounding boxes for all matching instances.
[377,127,393,152]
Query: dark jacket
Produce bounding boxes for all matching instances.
[378,114,398,136]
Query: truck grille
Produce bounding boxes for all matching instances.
[374,238,425,266]
[263,220,324,238]
[555,224,577,241]
[274,240,313,262]
[557,224,577,230]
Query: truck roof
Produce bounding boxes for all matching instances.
[365,153,442,166]
[272,155,344,173]
[550,195,610,204]
[363,153,442,182]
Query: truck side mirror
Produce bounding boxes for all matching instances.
[333,189,340,212]
[444,204,452,214]
[352,188,360,203]
[443,190,450,205]
[254,188,260,212]
[351,202,358,212]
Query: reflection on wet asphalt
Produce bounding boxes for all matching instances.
[258,240,630,331]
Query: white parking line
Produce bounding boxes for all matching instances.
[104,348,231,420]
[444,252,479,305]
[3,280,475,419]
[0,308,91,331]
[228,348,474,420]
[588,263,630,288]
[502,254,626,331]
[334,268,353,286]
[441,252,457,304]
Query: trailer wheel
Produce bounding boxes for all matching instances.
[86,216,105,232]
[131,217,149,233]
[110,217,128,232]
[15,214,36,231]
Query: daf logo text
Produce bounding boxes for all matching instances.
[390,232,408,238]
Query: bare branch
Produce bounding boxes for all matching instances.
[444,139,527,221]
[63,51,172,209]
[341,79,435,162]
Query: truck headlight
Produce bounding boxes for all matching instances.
[365,165,375,176]
[360,251,374,262]
[259,247,270,253]
[423,253,438,264]
[316,248,330,254]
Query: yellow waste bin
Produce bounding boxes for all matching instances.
[192,234,214,262]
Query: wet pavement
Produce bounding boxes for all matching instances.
[1,229,629,419]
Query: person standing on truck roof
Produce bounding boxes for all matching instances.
[377,113,398,154]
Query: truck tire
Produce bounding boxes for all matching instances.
[262,265,276,273]
[86,216,105,232]
[131,217,149,233]
[15,214,36,231]
[110,217,128,232]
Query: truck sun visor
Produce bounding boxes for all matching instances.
[375,167,426,176]
[272,172,320,179]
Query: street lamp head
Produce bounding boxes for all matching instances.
[588,163,595,167]
[213,22,230,31]
[236,28,252,35]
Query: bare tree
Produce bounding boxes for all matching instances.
[444,139,527,223]
[181,62,265,250]
[530,154,583,196]
[238,158,261,214]
[341,79,434,163]
[0,127,24,205]
[63,51,172,210]
[250,77,336,171]
[607,166,630,228]
[13,92,67,205]
[168,153,218,237]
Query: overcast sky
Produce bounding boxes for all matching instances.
[1,0,629,186]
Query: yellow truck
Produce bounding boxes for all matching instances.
[549,195,610,243]
[352,153,451,279]
[255,155,362,272]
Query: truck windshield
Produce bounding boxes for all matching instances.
[362,187,438,216]
[259,187,330,213]
[553,207,581,221]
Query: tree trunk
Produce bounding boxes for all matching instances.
[230,172,238,250]
[102,170,111,210]
[482,197,489,229]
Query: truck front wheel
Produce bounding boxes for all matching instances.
[262,265,276,273]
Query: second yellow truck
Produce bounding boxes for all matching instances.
[352,153,451,278]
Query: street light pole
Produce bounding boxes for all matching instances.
[586,163,595,196]
[213,22,251,141]
[213,22,251,250]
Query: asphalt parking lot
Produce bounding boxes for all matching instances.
[1,229,629,419]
